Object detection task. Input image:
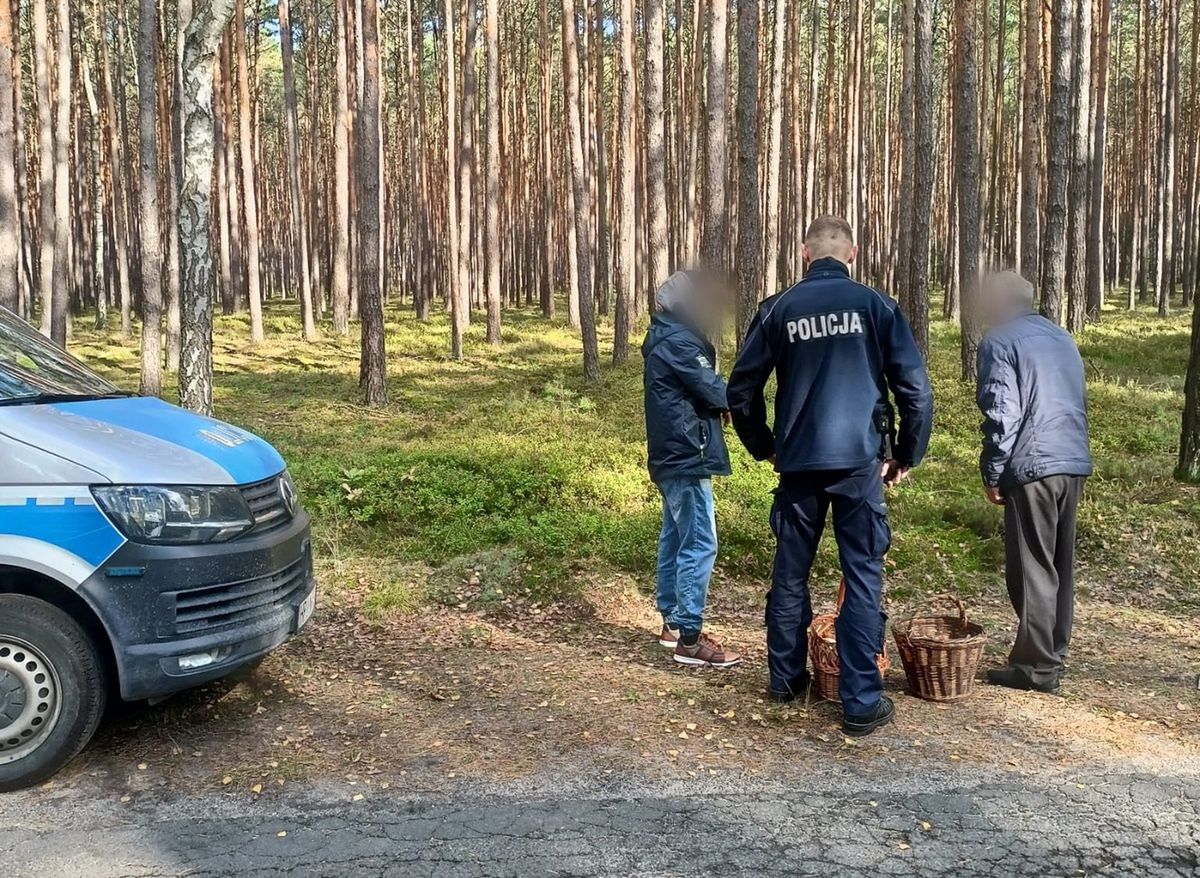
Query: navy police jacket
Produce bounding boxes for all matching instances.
[642,312,732,484]
[728,257,933,473]
[976,311,1093,488]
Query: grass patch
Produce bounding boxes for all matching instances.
[67,296,1200,613]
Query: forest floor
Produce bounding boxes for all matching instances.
[45,299,1200,797]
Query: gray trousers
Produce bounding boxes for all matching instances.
[1003,475,1086,684]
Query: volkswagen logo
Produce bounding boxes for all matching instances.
[279,475,298,518]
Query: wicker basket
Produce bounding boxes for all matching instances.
[809,579,891,702]
[892,594,986,702]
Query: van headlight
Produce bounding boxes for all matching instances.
[91,486,255,544]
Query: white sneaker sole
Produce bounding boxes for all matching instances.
[658,638,678,648]
[673,654,742,669]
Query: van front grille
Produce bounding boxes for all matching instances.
[239,476,291,535]
[172,557,308,635]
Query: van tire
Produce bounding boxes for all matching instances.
[0,595,107,792]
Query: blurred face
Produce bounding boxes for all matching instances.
[687,270,732,333]
[980,275,1035,327]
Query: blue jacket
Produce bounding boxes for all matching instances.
[642,312,732,483]
[727,258,933,473]
[976,312,1093,488]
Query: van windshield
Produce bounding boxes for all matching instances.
[0,307,126,404]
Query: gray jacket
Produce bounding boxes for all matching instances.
[976,312,1093,489]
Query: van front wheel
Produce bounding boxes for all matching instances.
[0,595,106,792]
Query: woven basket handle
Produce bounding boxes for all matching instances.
[835,578,847,613]
[924,593,969,626]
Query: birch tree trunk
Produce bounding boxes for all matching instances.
[178,0,236,416]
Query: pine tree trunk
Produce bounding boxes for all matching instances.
[483,0,501,344]
[537,0,554,319]
[32,0,54,335]
[1019,0,1043,281]
[1041,0,1073,324]
[613,0,637,363]
[137,0,164,395]
[904,0,933,355]
[279,0,316,339]
[734,0,760,346]
[763,0,788,302]
[954,0,981,380]
[700,0,729,270]
[0,0,17,312]
[644,0,669,293]
[235,0,264,341]
[561,0,599,382]
[357,0,386,403]
[178,0,237,415]
[1066,0,1091,332]
[1086,0,1111,320]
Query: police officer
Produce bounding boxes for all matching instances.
[728,216,933,737]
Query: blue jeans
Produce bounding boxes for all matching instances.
[655,477,718,637]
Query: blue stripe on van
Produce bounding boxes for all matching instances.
[51,397,285,485]
[0,498,124,567]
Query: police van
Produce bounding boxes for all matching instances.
[0,307,316,791]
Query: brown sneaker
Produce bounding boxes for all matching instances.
[673,633,742,669]
[658,625,680,649]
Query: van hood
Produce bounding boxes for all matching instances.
[0,396,285,485]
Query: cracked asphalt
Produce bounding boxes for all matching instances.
[3,764,1198,877]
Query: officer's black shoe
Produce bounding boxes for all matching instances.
[842,695,895,738]
[986,666,1061,693]
[768,674,811,703]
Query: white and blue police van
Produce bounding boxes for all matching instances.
[0,307,316,791]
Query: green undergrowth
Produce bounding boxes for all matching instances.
[68,294,1200,614]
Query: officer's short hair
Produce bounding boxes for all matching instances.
[804,216,855,247]
[983,270,1035,309]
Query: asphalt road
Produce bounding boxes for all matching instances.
[3,765,1197,878]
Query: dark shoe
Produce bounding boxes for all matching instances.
[658,625,680,649]
[769,674,811,703]
[673,633,742,669]
[986,666,1061,693]
[842,695,895,738]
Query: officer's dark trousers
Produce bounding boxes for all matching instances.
[768,462,890,715]
[1003,475,1086,686]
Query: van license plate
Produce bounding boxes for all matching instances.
[297,589,316,631]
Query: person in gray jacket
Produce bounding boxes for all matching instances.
[975,271,1093,693]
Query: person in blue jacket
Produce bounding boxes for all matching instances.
[728,216,933,737]
[643,270,741,670]
[976,271,1092,693]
